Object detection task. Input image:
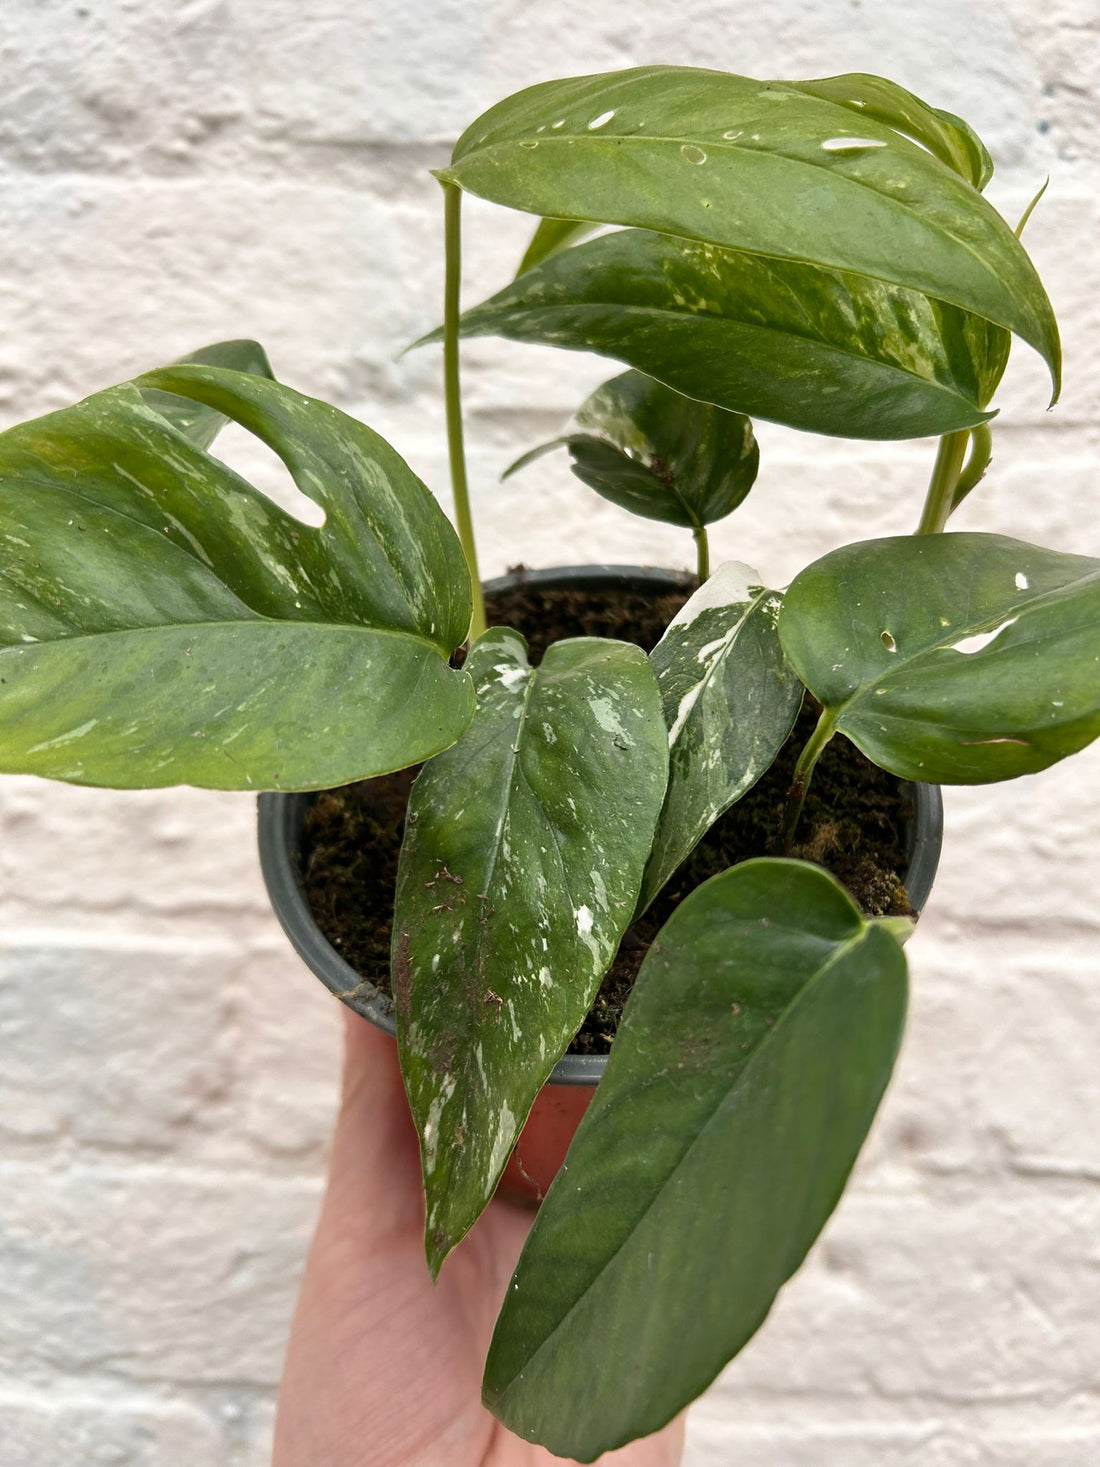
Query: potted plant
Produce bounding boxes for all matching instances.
[0,66,1095,1461]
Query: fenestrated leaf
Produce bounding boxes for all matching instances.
[779,533,1100,782]
[639,563,803,910]
[441,66,1058,394]
[505,371,759,527]
[140,339,276,449]
[440,227,1004,440]
[393,628,668,1275]
[516,216,598,275]
[0,365,474,788]
[483,859,907,1460]
[789,73,993,190]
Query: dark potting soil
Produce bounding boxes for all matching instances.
[302,574,915,1055]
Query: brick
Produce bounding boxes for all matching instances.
[0,778,269,938]
[0,1,1062,170]
[0,1164,319,1386]
[238,1396,278,1467]
[854,933,1100,1191]
[0,937,239,1152]
[0,178,437,420]
[234,943,342,1162]
[1019,13,1100,166]
[0,1392,224,1467]
[715,1179,1100,1401]
[930,754,1100,930]
[685,1420,1100,1467]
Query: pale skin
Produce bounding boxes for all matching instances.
[274,1012,686,1467]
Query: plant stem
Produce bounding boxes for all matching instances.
[950,422,994,512]
[779,705,837,854]
[692,524,710,582]
[871,915,917,946]
[442,181,486,640]
[916,429,970,535]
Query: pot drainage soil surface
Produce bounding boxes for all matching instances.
[303,575,914,1055]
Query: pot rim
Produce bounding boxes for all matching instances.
[258,563,943,1087]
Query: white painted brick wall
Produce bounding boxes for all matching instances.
[1,2,1097,1462]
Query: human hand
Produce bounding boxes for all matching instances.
[274,1012,685,1466]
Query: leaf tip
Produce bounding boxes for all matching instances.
[402,325,444,356]
[425,1224,453,1281]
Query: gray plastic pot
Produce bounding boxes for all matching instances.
[258,564,943,1196]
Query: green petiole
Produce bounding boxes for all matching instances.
[442,181,486,640]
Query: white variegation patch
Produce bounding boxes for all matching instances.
[664,561,761,632]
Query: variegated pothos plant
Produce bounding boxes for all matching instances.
[1,68,1097,1462]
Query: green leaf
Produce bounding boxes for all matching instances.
[393,628,668,1275]
[442,66,1059,395]
[516,217,598,275]
[444,227,1004,440]
[639,564,803,910]
[0,365,474,789]
[779,533,1100,782]
[506,371,758,527]
[140,339,276,450]
[483,859,907,1460]
[789,73,993,190]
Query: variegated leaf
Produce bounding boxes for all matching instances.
[639,563,803,910]
[0,365,474,788]
[393,629,668,1274]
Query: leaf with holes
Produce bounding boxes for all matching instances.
[433,227,1005,440]
[140,339,276,449]
[483,859,907,1460]
[638,563,803,910]
[0,364,474,789]
[393,628,668,1275]
[505,371,759,528]
[779,533,1100,782]
[440,66,1057,394]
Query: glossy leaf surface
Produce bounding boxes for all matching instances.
[0,366,474,788]
[443,66,1058,391]
[790,73,993,189]
[484,860,907,1459]
[780,533,1100,782]
[515,216,598,275]
[393,629,668,1274]
[639,564,803,909]
[140,339,275,449]
[447,228,1005,440]
[506,371,758,527]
